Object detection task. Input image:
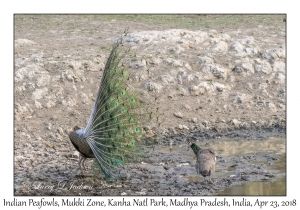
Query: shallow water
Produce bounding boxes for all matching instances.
[165,137,286,196]
[217,178,286,196]
[217,152,286,196]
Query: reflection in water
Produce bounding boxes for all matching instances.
[217,178,286,196]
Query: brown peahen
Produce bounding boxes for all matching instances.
[69,34,152,179]
[189,141,216,182]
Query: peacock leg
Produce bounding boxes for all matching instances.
[78,154,85,173]
[81,157,87,172]
[203,176,209,183]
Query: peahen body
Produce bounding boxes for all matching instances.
[189,141,216,182]
[68,36,150,179]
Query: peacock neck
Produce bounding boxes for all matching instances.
[191,143,201,155]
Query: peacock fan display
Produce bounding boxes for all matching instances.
[69,34,154,180]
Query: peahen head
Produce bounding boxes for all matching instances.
[189,141,201,155]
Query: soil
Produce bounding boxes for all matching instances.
[14,14,286,196]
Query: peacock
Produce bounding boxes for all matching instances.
[188,141,216,182]
[68,34,152,179]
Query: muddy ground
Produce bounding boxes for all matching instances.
[14,15,286,196]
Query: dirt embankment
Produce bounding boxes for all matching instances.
[14,15,286,196]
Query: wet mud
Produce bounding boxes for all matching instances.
[15,127,286,196]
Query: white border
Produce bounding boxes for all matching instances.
[2,1,298,209]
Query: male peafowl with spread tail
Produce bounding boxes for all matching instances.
[69,34,152,179]
[189,141,216,182]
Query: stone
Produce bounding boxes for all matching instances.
[174,112,183,118]
[144,82,162,93]
[191,118,198,123]
[230,119,241,127]
[32,87,48,100]
[35,100,42,109]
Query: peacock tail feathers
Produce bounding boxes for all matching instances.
[76,33,153,179]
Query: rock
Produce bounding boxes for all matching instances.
[260,48,285,60]
[182,125,189,130]
[202,120,209,127]
[259,82,268,90]
[177,75,183,84]
[230,119,241,127]
[62,98,77,107]
[174,112,183,118]
[80,93,89,104]
[241,62,254,74]
[208,29,218,37]
[160,75,175,84]
[35,100,42,109]
[234,93,249,104]
[57,127,64,136]
[191,118,198,123]
[214,82,226,92]
[233,59,254,75]
[130,59,147,69]
[230,41,244,54]
[274,72,285,84]
[46,123,52,130]
[182,104,191,110]
[184,63,192,71]
[66,74,74,82]
[211,41,228,53]
[267,102,277,112]
[247,83,253,90]
[257,60,272,74]
[272,61,285,73]
[144,82,161,93]
[15,65,39,82]
[201,64,227,79]
[220,33,231,42]
[180,72,195,82]
[261,61,272,74]
[32,87,48,100]
[36,74,51,87]
[148,57,161,66]
[189,81,214,96]
[46,100,55,108]
[15,103,33,115]
[197,56,214,64]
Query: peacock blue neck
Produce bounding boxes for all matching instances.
[191,143,201,155]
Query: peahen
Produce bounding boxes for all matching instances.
[68,35,151,179]
[189,141,216,182]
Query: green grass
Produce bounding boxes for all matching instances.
[14,14,286,30]
[86,14,286,29]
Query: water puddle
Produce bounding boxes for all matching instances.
[217,178,286,196]
[217,150,286,196]
[156,137,286,195]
